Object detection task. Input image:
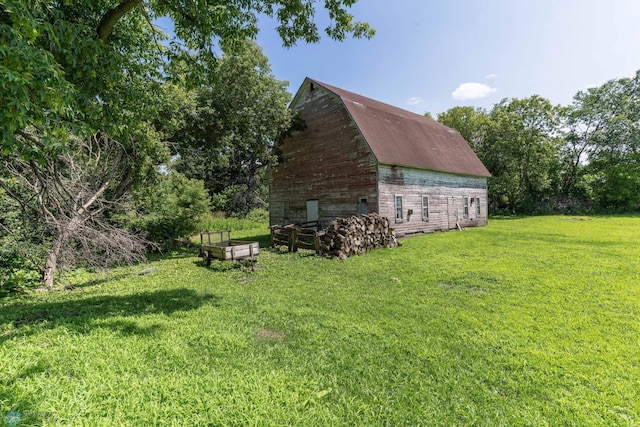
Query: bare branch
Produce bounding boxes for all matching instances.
[4,131,152,286]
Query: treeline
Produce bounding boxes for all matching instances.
[438,70,640,214]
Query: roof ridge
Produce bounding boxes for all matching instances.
[309,78,437,123]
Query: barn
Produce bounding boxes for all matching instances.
[269,78,491,235]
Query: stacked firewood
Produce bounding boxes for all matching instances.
[320,213,400,259]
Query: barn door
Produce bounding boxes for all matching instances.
[446,195,458,230]
[306,200,319,223]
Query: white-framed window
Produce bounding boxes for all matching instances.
[394,195,403,222]
[463,196,469,218]
[476,197,481,216]
[422,195,429,221]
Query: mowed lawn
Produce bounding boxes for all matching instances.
[1,216,639,426]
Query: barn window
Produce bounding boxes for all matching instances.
[476,197,481,216]
[283,201,289,220]
[463,196,469,218]
[358,197,369,215]
[422,196,429,221]
[395,195,403,222]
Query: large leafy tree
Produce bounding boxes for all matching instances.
[440,71,640,215]
[440,98,563,213]
[564,70,640,211]
[173,40,292,215]
[2,0,373,163]
[484,96,563,213]
[1,0,373,286]
[437,106,488,153]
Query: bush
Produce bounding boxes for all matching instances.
[126,172,211,244]
[0,236,43,296]
[0,190,44,295]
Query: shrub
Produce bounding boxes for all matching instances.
[0,190,44,295]
[0,236,43,296]
[126,172,210,244]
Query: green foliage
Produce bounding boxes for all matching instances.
[1,0,168,163]
[437,105,488,151]
[440,98,563,214]
[0,216,638,424]
[172,40,292,216]
[486,96,563,213]
[126,171,211,243]
[0,190,44,295]
[1,0,372,163]
[439,70,640,214]
[0,236,43,296]
[594,160,640,212]
[565,70,640,211]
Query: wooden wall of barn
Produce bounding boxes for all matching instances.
[378,165,488,235]
[269,82,379,227]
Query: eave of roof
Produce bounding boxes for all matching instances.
[305,78,491,178]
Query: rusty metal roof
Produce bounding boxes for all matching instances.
[307,78,491,178]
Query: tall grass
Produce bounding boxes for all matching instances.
[197,209,269,233]
[1,216,638,426]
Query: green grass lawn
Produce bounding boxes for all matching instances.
[1,216,639,426]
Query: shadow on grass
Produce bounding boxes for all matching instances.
[0,288,220,343]
[145,246,199,262]
[56,272,131,290]
[236,232,271,248]
[1,360,57,425]
[192,258,246,272]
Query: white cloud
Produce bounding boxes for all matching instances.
[451,82,497,101]
[485,73,498,80]
[406,96,424,106]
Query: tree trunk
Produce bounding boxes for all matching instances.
[43,232,67,289]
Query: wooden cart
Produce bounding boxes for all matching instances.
[200,231,259,267]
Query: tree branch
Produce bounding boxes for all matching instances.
[97,0,142,44]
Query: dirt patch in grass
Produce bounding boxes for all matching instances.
[255,327,286,342]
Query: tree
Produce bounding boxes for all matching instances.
[0,134,155,287]
[439,98,563,213]
[485,96,563,213]
[564,70,640,211]
[437,106,488,152]
[172,40,292,215]
[1,0,372,285]
[2,0,373,164]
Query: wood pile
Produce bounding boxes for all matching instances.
[320,213,400,259]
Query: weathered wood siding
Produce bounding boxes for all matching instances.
[270,82,378,227]
[378,165,488,234]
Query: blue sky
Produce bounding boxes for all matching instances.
[250,0,640,116]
